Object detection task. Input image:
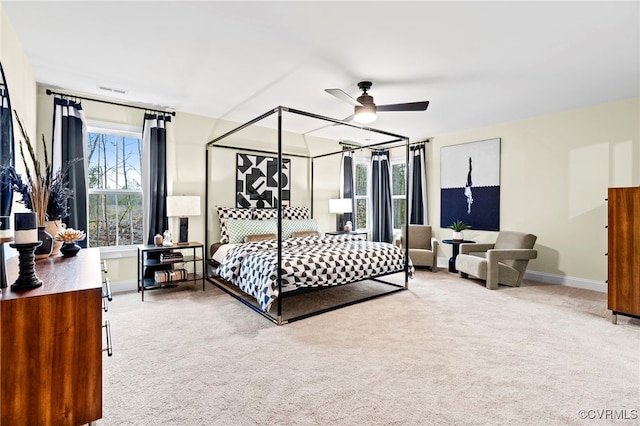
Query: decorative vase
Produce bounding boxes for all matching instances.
[34,226,54,260]
[60,241,81,257]
[45,220,64,256]
[453,231,464,242]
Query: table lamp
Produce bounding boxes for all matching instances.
[328,198,353,232]
[166,195,201,245]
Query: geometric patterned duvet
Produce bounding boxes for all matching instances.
[216,234,413,312]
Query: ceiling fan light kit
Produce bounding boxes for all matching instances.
[354,103,377,123]
[326,80,429,125]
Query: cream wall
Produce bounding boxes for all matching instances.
[6,0,638,291]
[0,4,36,233]
[34,97,339,287]
[35,89,222,286]
[0,4,36,173]
[429,97,640,290]
[29,94,640,292]
[205,117,342,240]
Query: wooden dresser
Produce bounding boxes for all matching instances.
[0,247,103,425]
[608,187,640,323]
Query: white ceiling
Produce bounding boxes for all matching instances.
[3,1,639,140]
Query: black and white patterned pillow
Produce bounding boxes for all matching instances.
[283,206,310,220]
[217,207,252,244]
[252,208,279,220]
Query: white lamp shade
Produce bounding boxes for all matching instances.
[329,198,353,214]
[166,196,201,217]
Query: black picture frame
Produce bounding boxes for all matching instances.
[440,138,501,231]
[236,153,291,208]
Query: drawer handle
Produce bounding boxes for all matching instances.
[102,296,109,313]
[101,260,108,274]
[102,277,112,302]
[103,320,113,357]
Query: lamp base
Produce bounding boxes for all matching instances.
[178,217,189,245]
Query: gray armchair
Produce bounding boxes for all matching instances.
[455,231,537,289]
[400,225,439,271]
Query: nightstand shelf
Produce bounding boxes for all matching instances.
[325,231,368,239]
[140,273,201,289]
[137,242,205,301]
[143,255,200,266]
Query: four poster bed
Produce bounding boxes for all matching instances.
[205,106,414,325]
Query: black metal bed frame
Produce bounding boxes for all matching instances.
[204,106,411,325]
[207,264,406,325]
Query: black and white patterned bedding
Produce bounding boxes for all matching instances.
[216,234,413,312]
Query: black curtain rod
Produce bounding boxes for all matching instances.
[45,89,176,116]
[337,138,428,151]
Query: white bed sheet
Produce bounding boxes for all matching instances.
[212,243,238,264]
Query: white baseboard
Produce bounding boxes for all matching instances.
[109,280,138,294]
[523,270,607,293]
[437,256,607,293]
[113,265,607,295]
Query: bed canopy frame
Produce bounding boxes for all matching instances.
[205,106,412,325]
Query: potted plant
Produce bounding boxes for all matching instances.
[45,167,74,255]
[55,227,85,257]
[448,220,470,241]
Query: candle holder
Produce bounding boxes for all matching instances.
[0,239,13,290]
[0,240,9,289]
[1,216,12,289]
[9,242,43,291]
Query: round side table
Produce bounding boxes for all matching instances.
[441,239,475,273]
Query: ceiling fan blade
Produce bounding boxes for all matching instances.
[325,88,362,106]
[376,101,429,112]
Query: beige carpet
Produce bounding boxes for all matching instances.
[100,270,640,426]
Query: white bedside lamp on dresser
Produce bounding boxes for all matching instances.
[329,198,353,232]
[166,195,201,245]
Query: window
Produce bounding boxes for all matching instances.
[354,159,369,231]
[87,123,144,248]
[391,160,406,230]
[353,156,406,233]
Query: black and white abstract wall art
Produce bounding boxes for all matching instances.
[440,138,500,231]
[236,154,291,208]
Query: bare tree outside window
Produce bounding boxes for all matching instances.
[87,129,143,247]
[355,162,368,230]
[352,158,406,233]
[391,162,406,230]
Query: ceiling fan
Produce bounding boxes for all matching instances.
[325,81,429,124]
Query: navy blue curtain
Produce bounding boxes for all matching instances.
[142,113,170,245]
[52,98,88,247]
[340,149,355,228]
[409,144,427,224]
[371,150,393,243]
[0,62,14,217]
